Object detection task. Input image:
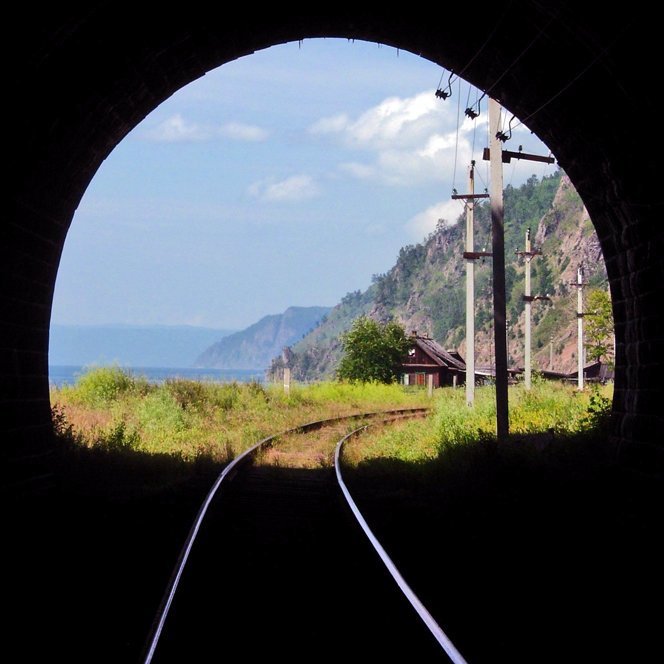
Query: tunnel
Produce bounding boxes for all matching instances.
[7,6,662,491]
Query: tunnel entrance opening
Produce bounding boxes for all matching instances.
[8,10,661,664]
[11,12,659,480]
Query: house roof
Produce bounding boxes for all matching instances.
[411,335,466,371]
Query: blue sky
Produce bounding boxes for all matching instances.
[52,38,554,331]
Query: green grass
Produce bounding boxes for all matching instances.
[51,367,432,464]
[342,380,613,467]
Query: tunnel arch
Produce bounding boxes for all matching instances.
[8,8,661,489]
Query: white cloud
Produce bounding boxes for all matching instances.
[309,90,491,186]
[144,114,268,143]
[311,92,444,151]
[219,122,269,142]
[406,199,466,240]
[249,175,320,202]
[309,114,349,134]
[145,114,210,142]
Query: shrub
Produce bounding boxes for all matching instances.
[166,379,208,412]
[98,420,140,452]
[67,366,139,407]
[137,389,188,435]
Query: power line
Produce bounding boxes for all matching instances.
[452,77,462,192]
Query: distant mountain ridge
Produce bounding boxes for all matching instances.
[195,306,331,370]
[49,324,236,368]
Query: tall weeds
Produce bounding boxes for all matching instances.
[51,368,430,462]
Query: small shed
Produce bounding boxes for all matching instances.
[562,360,614,383]
[401,333,466,388]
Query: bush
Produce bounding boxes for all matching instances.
[166,379,209,412]
[137,389,188,435]
[67,366,141,407]
[98,420,140,452]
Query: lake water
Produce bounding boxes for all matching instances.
[49,365,266,388]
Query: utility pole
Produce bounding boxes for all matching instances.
[523,228,533,389]
[516,228,546,390]
[549,335,554,370]
[483,98,554,437]
[489,98,509,441]
[453,162,489,407]
[575,265,585,390]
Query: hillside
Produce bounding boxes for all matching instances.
[271,171,608,380]
[195,306,331,370]
[49,324,235,368]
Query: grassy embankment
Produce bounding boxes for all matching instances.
[51,366,614,486]
[50,366,431,493]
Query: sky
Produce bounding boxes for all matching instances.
[51,38,555,331]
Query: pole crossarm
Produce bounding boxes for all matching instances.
[482,147,556,164]
[451,193,490,200]
[523,294,551,302]
[463,251,493,260]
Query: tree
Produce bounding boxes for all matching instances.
[585,288,614,365]
[337,317,409,383]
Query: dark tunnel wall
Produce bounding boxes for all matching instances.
[6,5,662,490]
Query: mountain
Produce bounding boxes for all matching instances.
[271,171,608,381]
[195,306,331,370]
[49,324,235,368]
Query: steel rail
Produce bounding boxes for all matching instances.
[142,407,429,664]
[335,426,469,664]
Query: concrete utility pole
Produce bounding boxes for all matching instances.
[489,98,509,441]
[516,228,543,390]
[549,335,554,370]
[483,100,554,436]
[576,265,585,391]
[524,229,533,389]
[465,167,476,405]
[453,162,489,407]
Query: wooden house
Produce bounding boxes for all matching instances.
[401,333,466,388]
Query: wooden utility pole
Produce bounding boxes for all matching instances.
[453,162,490,407]
[489,98,509,441]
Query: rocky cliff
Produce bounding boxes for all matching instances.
[271,172,609,381]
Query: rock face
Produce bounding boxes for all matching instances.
[195,306,331,371]
[277,172,609,381]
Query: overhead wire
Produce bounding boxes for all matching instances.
[451,77,462,193]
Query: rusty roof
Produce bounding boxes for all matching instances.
[411,336,466,371]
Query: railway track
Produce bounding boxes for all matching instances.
[143,408,466,663]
